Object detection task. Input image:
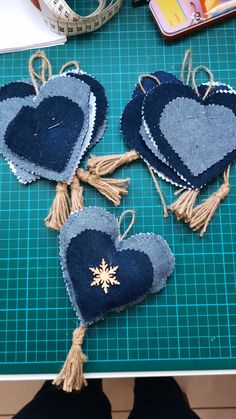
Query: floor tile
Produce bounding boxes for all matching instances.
[103,378,134,411]
[194,408,236,418]
[176,375,236,408]
[112,413,129,419]
[0,381,43,415]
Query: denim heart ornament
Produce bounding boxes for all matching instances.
[0,52,128,231]
[54,207,174,392]
[60,207,174,324]
[1,70,108,184]
[139,61,236,237]
[142,82,236,189]
[0,80,39,184]
[1,75,93,183]
[121,71,189,189]
[66,70,108,148]
[0,80,35,101]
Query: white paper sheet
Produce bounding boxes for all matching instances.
[0,0,66,53]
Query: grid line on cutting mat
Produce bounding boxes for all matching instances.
[0,1,236,374]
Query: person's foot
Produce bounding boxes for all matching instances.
[14,379,112,419]
[128,377,200,419]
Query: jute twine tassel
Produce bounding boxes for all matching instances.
[70,175,84,213]
[77,168,130,206]
[87,152,169,217]
[53,325,88,392]
[189,167,230,237]
[169,189,200,222]
[45,183,70,230]
[88,150,139,176]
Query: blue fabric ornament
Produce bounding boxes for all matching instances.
[53,206,174,392]
[66,70,108,148]
[142,83,236,189]
[0,80,39,184]
[119,53,236,236]
[0,73,93,183]
[121,71,189,188]
[140,62,236,236]
[0,53,129,231]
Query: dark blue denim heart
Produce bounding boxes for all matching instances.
[60,207,174,325]
[4,96,84,173]
[1,76,90,183]
[0,81,35,101]
[121,71,189,188]
[66,229,153,324]
[143,83,236,188]
[67,72,108,147]
[0,80,38,183]
[121,94,189,188]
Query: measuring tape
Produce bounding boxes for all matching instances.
[38,0,124,36]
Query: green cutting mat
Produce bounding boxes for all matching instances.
[0,1,236,376]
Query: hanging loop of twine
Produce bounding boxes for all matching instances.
[28,51,52,94]
[70,175,84,213]
[118,209,135,241]
[192,65,214,100]
[60,61,80,75]
[180,49,192,85]
[138,74,161,94]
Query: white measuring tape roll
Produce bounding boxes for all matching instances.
[38,0,124,36]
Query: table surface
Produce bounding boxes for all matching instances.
[0,0,236,376]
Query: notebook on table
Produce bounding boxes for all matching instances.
[0,0,66,54]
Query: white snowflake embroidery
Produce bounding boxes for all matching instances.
[89,258,120,294]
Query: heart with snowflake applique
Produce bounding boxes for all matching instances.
[54,206,174,393]
[60,207,174,325]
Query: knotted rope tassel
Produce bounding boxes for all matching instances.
[77,168,130,206]
[169,189,199,222]
[53,325,87,392]
[45,183,70,230]
[87,153,168,217]
[70,175,84,213]
[88,150,139,176]
[189,167,230,237]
